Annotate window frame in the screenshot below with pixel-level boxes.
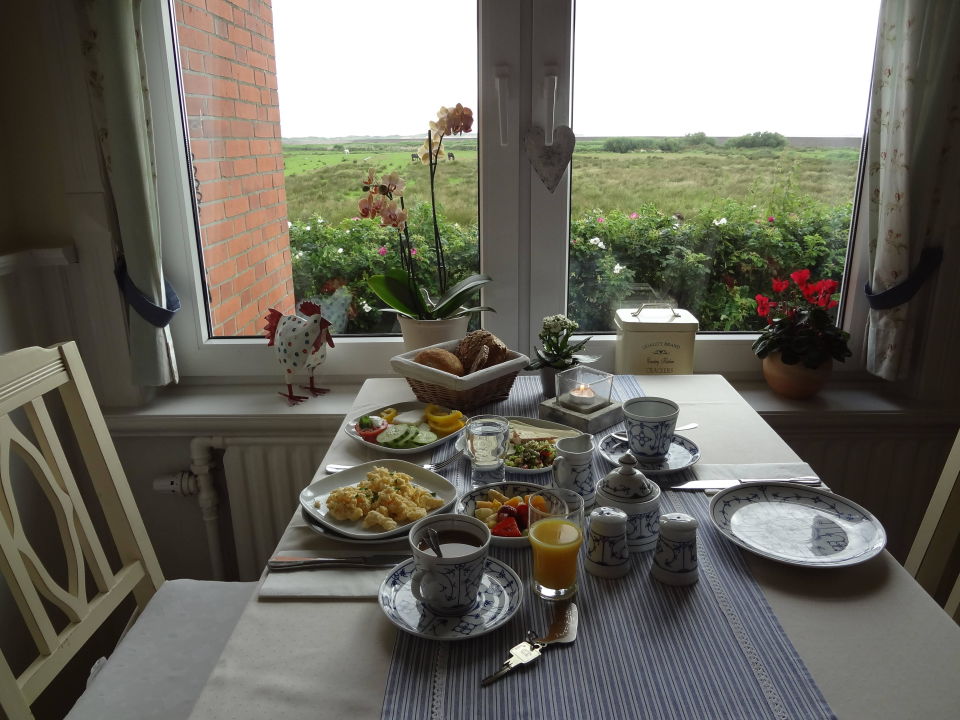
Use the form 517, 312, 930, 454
149, 0, 871, 382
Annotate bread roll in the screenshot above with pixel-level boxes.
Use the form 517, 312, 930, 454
413, 348, 464, 376
455, 331, 509, 374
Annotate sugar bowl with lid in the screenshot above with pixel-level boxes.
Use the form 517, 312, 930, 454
595, 452, 660, 552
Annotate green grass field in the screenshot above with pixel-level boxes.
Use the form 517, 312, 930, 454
282, 140, 860, 225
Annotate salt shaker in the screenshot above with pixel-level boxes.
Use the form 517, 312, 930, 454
585, 507, 630, 578
651, 512, 699, 586
595, 452, 661, 553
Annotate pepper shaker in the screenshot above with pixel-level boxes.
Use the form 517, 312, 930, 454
585, 507, 630, 578
651, 512, 698, 586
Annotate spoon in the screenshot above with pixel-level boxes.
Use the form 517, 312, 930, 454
611, 422, 698, 444
426, 527, 443, 557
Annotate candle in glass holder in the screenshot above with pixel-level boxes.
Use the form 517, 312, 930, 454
560, 383, 606, 413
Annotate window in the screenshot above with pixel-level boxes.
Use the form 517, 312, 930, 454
151, 0, 880, 380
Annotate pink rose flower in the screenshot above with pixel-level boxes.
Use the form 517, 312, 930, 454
597, 217, 605, 223
629, 212, 639, 220
378, 246, 388, 256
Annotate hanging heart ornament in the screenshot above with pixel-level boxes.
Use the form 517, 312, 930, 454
524, 125, 576, 193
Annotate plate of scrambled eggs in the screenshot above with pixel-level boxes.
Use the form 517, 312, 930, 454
299, 459, 458, 540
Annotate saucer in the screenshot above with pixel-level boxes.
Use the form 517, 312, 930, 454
599, 433, 701, 475
378, 557, 523, 640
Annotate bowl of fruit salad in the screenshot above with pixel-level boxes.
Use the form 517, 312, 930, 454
344, 401, 466, 455
457, 481, 549, 547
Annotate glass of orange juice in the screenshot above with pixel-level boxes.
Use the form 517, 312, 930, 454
528, 488, 585, 600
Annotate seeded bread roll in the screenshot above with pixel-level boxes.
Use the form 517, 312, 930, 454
455, 330, 509, 374
413, 348, 465, 376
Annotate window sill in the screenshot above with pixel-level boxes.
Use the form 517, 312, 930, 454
103, 372, 959, 437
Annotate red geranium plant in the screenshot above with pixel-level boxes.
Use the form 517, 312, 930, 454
752, 269, 852, 368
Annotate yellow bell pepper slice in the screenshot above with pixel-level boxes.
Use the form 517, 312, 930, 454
380, 407, 398, 423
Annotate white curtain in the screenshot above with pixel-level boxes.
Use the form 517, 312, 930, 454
865, 0, 960, 381
79, 0, 178, 386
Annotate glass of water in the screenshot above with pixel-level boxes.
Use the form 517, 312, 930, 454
463, 415, 511, 485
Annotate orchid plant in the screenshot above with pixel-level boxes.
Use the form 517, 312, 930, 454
752, 269, 852, 368
362, 104, 493, 321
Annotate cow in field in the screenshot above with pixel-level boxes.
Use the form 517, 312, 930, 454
410, 153, 418, 161
447, 152, 456, 161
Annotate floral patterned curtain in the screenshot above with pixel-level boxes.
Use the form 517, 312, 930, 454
78, 0, 178, 386
865, 0, 960, 381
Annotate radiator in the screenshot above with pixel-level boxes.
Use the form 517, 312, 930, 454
223, 442, 328, 580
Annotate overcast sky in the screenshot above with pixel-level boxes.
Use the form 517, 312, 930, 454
273, 0, 881, 139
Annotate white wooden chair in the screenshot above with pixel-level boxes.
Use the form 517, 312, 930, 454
0, 342, 254, 719
905, 427, 960, 622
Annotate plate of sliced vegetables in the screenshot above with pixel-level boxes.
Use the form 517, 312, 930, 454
457, 481, 548, 547
343, 401, 466, 455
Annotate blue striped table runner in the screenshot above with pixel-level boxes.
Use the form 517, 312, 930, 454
381, 375, 834, 720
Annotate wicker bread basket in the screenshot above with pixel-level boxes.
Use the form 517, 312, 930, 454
390, 340, 530, 411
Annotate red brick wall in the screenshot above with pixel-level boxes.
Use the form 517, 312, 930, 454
175, 0, 295, 336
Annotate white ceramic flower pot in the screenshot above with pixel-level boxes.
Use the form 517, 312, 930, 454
398, 316, 469, 352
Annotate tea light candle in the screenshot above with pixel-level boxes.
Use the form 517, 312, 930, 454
560, 383, 607, 413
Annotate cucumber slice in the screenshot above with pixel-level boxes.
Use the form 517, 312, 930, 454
377, 424, 409, 445
413, 429, 438, 445
385, 424, 419, 448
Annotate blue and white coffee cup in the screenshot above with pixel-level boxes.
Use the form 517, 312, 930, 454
622, 397, 679, 460
552, 433, 597, 506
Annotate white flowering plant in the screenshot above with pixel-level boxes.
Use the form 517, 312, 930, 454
525, 314, 601, 370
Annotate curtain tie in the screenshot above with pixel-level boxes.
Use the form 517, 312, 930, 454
115, 256, 181, 328
864, 246, 943, 310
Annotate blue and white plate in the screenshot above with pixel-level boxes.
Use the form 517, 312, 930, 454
598, 433, 701, 475
709, 482, 886, 568
379, 557, 523, 640
457, 481, 547, 548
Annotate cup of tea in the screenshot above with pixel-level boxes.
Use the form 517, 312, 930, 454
622, 397, 679, 460
552, 433, 597, 506
408, 513, 491, 615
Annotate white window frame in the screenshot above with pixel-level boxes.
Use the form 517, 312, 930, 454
148, 0, 871, 382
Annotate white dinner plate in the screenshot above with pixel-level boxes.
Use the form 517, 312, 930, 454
342, 401, 464, 455
709, 482, 886, 567
379, 557, 523, 640
457, 481, 548, 547
456, 416, 581, 475
299, 459, 457, 540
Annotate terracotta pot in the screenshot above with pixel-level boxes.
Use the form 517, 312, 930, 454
398, 316, 469, 352
761, 353, 832, 399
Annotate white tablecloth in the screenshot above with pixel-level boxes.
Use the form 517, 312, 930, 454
187, 375, 960, 720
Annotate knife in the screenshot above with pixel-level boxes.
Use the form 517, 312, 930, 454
668, 476, 821, 491
267, 554, 407, 570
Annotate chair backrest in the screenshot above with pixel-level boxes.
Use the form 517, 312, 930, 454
0, 342, 164, 719
905, 426, 960, 622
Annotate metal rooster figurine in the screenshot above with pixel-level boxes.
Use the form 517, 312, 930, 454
263, 300, 335, 405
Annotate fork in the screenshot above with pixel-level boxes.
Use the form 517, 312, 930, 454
325, 449, 464, 475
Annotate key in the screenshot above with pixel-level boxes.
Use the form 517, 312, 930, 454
480, 639, 545, 687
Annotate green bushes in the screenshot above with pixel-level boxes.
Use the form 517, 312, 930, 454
603, 137, 642, 154
290, 198, 850, 335
726, 131, 788, 149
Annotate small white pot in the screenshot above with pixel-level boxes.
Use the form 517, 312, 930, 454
398, 316, 469, 352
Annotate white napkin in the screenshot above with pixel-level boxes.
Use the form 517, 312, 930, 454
257, 520, 410, 601
688, 462, 820, 482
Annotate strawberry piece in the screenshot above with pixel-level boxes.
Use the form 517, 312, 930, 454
490, 516, 522, 537
516, 503, 529, 530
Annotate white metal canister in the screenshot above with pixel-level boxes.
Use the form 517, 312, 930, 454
614, 305, 698, 375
